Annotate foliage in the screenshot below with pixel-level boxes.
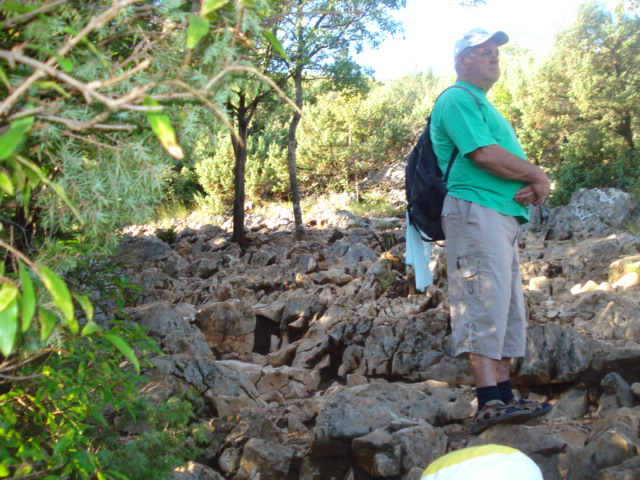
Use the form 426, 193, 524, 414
246, 122, 291, 200
271, 0, 408, 227
295, 71, 451, 194
296, 91, 364, 191
0, 0, 272, 263
97, 397, 206, 480
194, 131, 236, 214
346, 189, 402, 218
0, 0, 275, 356
519, 1, 640, 204
0, 2, 273, 479
0, 321, 161, 479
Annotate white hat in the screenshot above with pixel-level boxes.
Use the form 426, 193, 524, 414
421, 444, 543, 480
454, 28, 509, 59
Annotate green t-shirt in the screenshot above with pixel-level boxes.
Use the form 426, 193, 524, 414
430, 81, 530, 223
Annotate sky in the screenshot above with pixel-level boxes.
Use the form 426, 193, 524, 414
355, 0, 626, 80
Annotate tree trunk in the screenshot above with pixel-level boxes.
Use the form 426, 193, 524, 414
287, 69, 304, 231
231, 95, 249, 247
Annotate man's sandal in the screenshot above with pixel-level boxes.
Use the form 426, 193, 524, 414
470, 399, 534, 435
509, 398, 553, 417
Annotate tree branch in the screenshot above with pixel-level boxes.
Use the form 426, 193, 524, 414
2, 0, 68, 28
0, 0, 142, 117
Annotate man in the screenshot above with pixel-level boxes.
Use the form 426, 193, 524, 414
430, 28, 552, 434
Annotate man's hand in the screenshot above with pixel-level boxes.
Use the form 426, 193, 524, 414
469, 144, 551, 205
514, 175, 551, 206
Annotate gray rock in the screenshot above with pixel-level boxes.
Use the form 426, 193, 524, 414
547, 385, 589, 421
596, 373, 635, 418
126, 301, 213, 358
516, 323, 594, 384
172, 461, 225, 480
351, 421, 447, 477
631, 382, 640, 400
596, 456, 640, 479
548, 188, 638, 240
149, 355, 261, 417
113, 235, 173, 265
235, 438, 294, 480
311, 382, 472, 458
568, 408, 640, 479
196, 300, 256, 354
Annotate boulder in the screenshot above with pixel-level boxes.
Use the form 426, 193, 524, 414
196, 300, 256, 354
311, 382, 472, 458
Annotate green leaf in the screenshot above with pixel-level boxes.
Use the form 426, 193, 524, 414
73, 293, 94, 321
187, 14, 210, 49
0, 115, 34, 161
0, 298, 19, 357
143, 97, 184, 160
89, 406, 109, 427
38, 266, 77, 333
0, 65, 11, 89
242, 0, 257, 7
201, 0, 227, 16
262, 30, 289, 60
57, 57, 74, 73
0, 283, 18, 312
33, 81, 72, 98
19, 262, 36, 332
104, 333, 140, 374
39, 308, 57, 341
0, 171, 14, 195
52, 430, 75, 457
81, 321, 101, 336
0, 2, 33, 13
16, 155, 81, 219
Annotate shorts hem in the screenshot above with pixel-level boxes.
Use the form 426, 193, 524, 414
453, 348, 524, 361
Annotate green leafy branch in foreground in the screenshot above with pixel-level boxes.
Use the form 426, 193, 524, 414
0, 321, 168, 480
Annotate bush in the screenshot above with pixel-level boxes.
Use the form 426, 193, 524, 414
0, 319, 205, 480
0, 322, 155, 479
550, 141, 640, 206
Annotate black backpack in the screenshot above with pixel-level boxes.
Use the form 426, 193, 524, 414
405, 86, 481, 241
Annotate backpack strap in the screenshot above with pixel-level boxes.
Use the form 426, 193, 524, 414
435, 85, 485, 184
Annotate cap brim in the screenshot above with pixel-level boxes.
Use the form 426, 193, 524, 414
490, 31, 509, 47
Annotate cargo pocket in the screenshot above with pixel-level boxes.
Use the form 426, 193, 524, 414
456, 253, 486, 297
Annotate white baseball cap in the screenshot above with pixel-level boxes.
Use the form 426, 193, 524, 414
454, 28, 509, 59
422, 444, 543, 480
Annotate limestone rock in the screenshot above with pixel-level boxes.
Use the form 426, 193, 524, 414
172, 461, 225, 480
516, 322, 594, 384
311, 382, 472, 458
596, 373, 635, 418
234, 438, 294, 480
351, 421, 447, 477
196, 300, 256, 354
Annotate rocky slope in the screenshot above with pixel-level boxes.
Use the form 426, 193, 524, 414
106, 187, 640, 480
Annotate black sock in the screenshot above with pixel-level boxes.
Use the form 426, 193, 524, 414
476, 385, 501, 410
497, 380, 515, 404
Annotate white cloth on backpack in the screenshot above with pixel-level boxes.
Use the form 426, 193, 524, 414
405, 211, 433, 292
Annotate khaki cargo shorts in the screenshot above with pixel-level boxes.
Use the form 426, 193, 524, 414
442, 196, 526, 360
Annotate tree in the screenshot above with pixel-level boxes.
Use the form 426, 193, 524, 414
223, 35, 292, 246
519, 1, 640, 203
0, 1, 277, 476
0, 0, 276, 344
271, 0, 406, 229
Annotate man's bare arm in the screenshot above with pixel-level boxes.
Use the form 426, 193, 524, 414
468, 144, 551, 205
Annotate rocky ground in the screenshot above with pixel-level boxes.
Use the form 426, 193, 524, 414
99, 184, 640, 480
